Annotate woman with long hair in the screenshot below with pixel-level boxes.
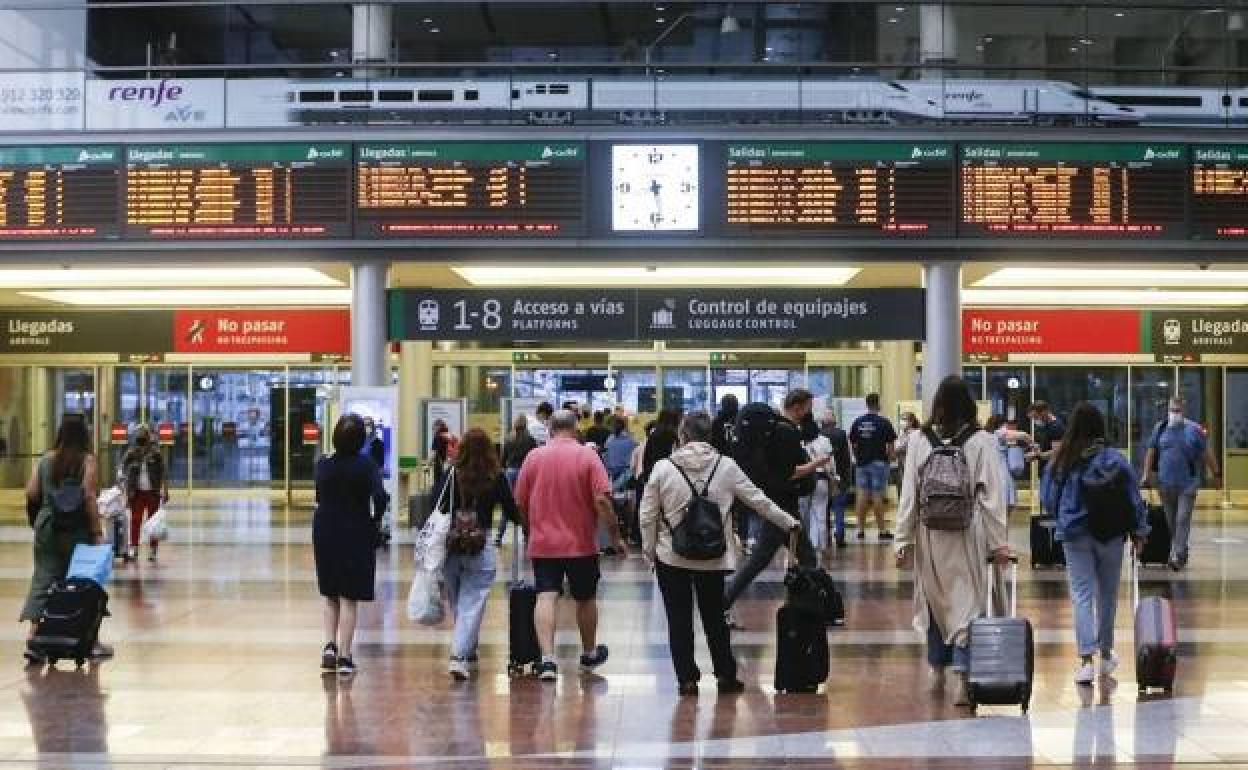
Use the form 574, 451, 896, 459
314, 414, 387, 676
22, 416, 104, 664
439, 427, 520, 681
895, 376, 1009, 707
1041, 402, 1149, 686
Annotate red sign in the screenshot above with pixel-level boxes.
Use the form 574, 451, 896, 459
173, 309, 349, 354
157, 422, 175, 446
109, 423, 128, 445
963, 309, 1143, 355
302, 423, 321, 445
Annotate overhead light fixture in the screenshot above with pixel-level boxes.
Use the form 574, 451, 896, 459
0, 266, 340, 288
23, 289, 352, 306
963, 289, 1248, 307
975, 267, 1248, 288
453, 265, 860, 287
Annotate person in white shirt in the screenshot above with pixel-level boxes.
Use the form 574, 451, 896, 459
527, 402, 554, 446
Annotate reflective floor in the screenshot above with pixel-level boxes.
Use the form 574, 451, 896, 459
1, 499, 1247, 769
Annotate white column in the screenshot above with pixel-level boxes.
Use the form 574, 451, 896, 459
352, 4, 393, 77
919, 4, 957, 78
922, 261, 962, 408
350, 261, 388, 388
881, 341, 918, 419
398, 341, 432, 464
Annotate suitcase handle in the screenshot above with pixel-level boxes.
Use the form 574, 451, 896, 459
1130, 541, 1140, 611
985, 554, 1019, 619
510, 513, 528, 583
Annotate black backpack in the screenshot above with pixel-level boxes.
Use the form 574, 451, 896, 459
733, 402, 783, 492
662, 456, 727, 560
1079, 452, 1136, 543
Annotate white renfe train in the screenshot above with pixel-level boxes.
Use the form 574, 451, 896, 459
279, 76, 1156, 126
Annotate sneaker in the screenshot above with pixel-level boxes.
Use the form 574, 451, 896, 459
678, 681, 699, 696
147, 549, 158, 564
448, 658, 471, 681
124, 550, 137, 564
579, 645, 609, 671
1100, 651, 1120, 677
717, 678, 745, 695
1168, 559, 1182, 572
493, 537, 504, 548
879, 531, 895, 542
835, 535, 847, 549
1074, 660, 1095, 685
537, 660, 558, 681
466, 655, 480, 673
23, 646, 45, 666
928, 665, 947, 694
337, 656, 357, 676
321, 643, 338, 672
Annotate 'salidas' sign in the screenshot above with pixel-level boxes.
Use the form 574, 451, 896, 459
173, 309, 349, 354
963, 308, 1144, 355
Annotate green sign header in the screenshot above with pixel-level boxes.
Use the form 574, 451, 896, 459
0, 146, 120, 166
357, 142, 583, 163
727, 142, 952, 162
127, 143, 351, 165
961, 143, 1186, 163
1193, 145, 1248, 164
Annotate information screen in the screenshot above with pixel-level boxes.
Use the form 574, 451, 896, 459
959, 143, 1186, 237
1190, 145, 1248, 238
0, 146, 120, 239
724, 142, 954, 236
355, 142, 585, 237
125, 143, 352, 238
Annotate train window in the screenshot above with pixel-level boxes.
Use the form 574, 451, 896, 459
464, 90, 479, 101
418, 90, 455, 102
1098, 94, 1203, 107
378, 90, 414, 102
511, 89, 520, 100
1070, 89, 1093, 100
338, 90, 373, 102
297, 91, 335, 104
887, 82, 909, 92
549, 84, 571, 95
534, 84, 548, 94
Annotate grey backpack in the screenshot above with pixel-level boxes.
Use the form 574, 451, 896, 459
918, 426, 977, 531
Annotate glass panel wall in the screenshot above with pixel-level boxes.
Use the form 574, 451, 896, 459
985, 367, 1031, 432
190, 368, 284, 489
664, 367, 710, 414
1180, 366, 1223, 488
1033, 366, 1128, 447
1227, 368, 1248, 490
0, 367, 31, 490
616, 367, 657, 421
145, 367, 190, 487
1130, 366, 1174, 471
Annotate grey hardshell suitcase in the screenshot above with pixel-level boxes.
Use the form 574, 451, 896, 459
967, 556, 1034, 714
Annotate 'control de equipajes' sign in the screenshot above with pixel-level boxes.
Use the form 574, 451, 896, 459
389, 288, 924, 341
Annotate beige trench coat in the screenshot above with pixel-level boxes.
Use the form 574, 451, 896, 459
895, 429, 1010, 648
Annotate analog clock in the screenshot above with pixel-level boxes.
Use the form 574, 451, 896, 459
611, 144, 700, 232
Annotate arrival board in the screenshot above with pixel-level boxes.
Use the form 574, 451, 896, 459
0, 146, 120, 239
355, 142, 585, 237
724, 142, 954, 236
125, 143, 352, 238
1191, 145, 1248, 238
959, 143, 1186, 236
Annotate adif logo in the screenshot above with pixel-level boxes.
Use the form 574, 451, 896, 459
306, 147, 345, 160
1163, 318, 1182, 345
910, 146, 949, 159
76, 149, 113, 163
1144, 147, 1181, 161
650, 300, 676, 330
540, 145, 579, 159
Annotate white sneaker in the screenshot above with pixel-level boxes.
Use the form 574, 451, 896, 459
927, 665, 946, 693
1100, 651, 1120, 677
448, 658, 470, 681
1074, 660, 1095, 685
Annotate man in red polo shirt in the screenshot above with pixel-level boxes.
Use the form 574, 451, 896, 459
515, 409, 625, 681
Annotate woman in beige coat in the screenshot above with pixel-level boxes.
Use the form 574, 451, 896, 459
895, 376, 1010, 706
641, 410, 799, 696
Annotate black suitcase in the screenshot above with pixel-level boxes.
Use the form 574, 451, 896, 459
967, 558, 1034, 714
774, 604, 830, 694
29, 577, 108, 667
1138, 503, 1172, 567
506, 528, 541, 676
1029, 515, 1066, 569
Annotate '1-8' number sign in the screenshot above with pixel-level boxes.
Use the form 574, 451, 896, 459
452, 299, 503, 331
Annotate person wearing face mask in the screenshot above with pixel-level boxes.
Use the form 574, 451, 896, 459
1025, 401, 1065, 466
1143, 397, 1221, 571
121, 425, 169, 564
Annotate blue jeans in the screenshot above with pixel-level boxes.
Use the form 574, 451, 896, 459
443, 545, 498, 660
830, 490, 850, 539
1159, 485, 1197, 563
1062, 533, 1125, 657
926, 610, 970, 672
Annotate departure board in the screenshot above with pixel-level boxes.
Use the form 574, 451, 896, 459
724, 142, 954, 236
1190, 145, 1248, 238
355, 142, 585, 237
125, 143, 351, 239
0, 146, 120, 239
959, 143, 1186, 237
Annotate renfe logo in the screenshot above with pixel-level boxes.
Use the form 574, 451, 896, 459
108, 79, 184, 107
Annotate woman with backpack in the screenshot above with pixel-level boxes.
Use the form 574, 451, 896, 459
640, 411, 799, 696
436, 428, 521, 681
1041, 402, 1149, 686
22, 416, 105, 665
895, 376, 1010, 707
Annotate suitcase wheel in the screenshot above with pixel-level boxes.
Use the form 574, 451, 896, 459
74, 658, 85, 667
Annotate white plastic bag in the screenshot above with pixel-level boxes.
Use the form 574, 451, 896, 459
413, 468, 455, 571
406, 566, 445, 626
97, 485, 127, 520
140, 507, 169, 542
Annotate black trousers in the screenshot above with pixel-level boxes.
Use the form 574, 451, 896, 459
655, 561, 736, 684
723, 517, 816, 609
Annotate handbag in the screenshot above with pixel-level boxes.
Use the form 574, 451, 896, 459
67, 543, 114, 587
443, 468, 487, 556
413, 473, 454, 571
140, 507, 169, 542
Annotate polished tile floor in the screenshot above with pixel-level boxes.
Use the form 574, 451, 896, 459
1, 499, 1248, 769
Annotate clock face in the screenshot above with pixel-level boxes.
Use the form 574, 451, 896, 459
611, 144, 700, 232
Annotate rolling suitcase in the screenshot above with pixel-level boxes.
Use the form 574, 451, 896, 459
1137, 499, 1172, 567
967, 556, 1034, 714
507, 527, 541, 676
28, 577, 109, 667
1029, 515, 1066, 569
774, 531, 831, 693
1132, 547, 1177, 694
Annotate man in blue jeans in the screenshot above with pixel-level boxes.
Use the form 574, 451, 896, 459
849, 393, 897, 542
1143, 397, 1221, 571
820, 414, 854, 549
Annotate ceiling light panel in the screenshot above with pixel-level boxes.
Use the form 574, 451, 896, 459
963, 289, 1248, 307
22, 289, 351, 306
974, 267, 1248, 288
452, 266, 860, 287
0, 267, 341, 288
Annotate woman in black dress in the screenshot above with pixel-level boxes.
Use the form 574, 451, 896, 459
314, 414, 387, 676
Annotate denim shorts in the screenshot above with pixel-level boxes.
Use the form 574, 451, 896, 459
855, 461, 891, 494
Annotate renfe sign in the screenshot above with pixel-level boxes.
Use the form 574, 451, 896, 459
963, 308, 1144, 355
85, 79, 225, 130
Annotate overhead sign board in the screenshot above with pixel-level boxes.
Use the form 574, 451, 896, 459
0, 310, 172, 353
963, 308, 1144, 355
172, 308, 350, 354
0, 72, 85, 131
85, 78, 225, 130
1147, 309, 1248, 356
0, 145, 121, 239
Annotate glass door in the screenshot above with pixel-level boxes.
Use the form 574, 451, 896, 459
0, 366, 31, 490
48, 368, 96, 448
145, 367, 191, 489
1130, 366, 1174, 471
190, 368, 285, 489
